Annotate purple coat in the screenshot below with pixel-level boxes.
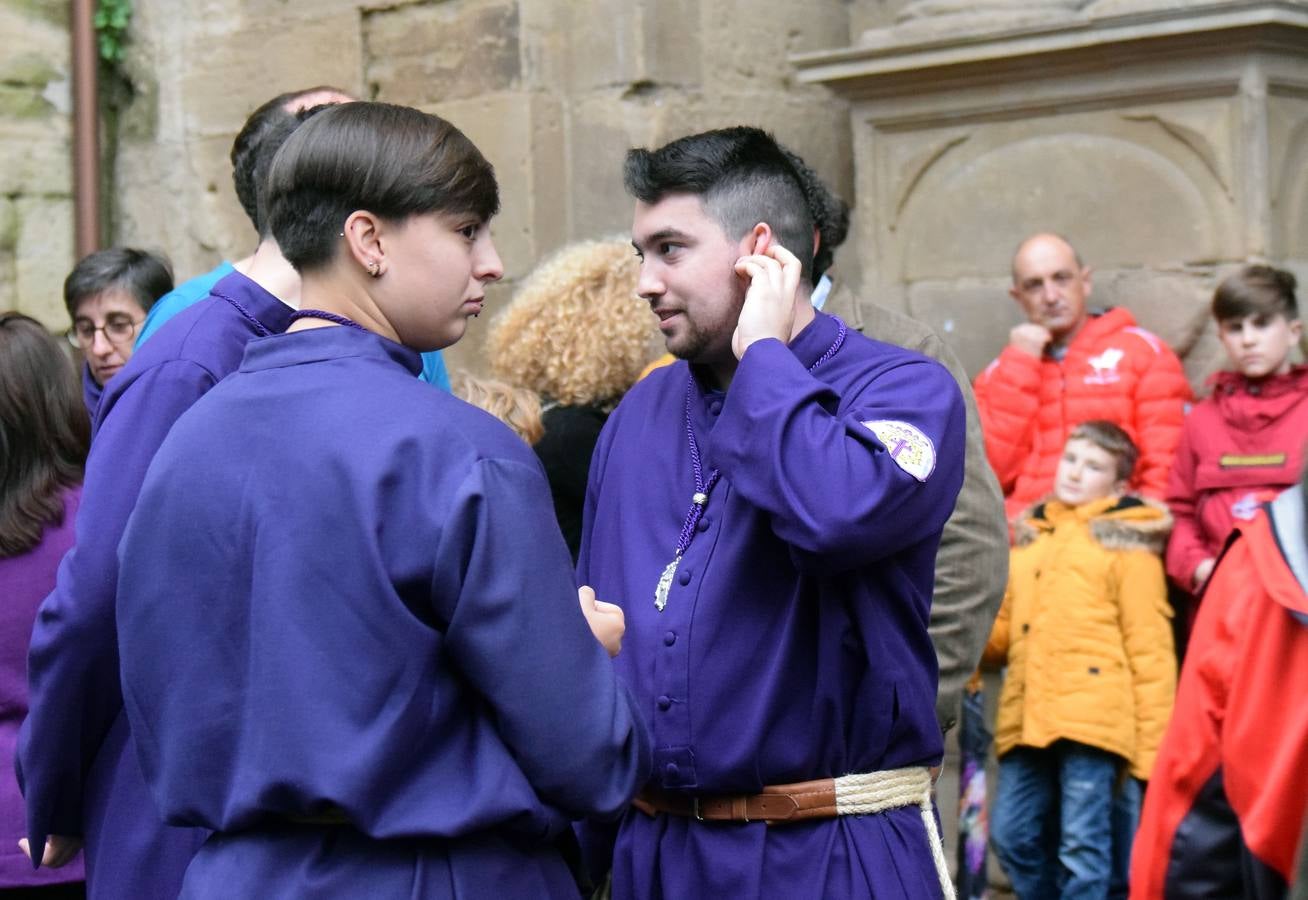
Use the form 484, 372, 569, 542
18, 272, 293, 899
0, 488, 85, 888
116, 327, 649, 897
578, 312, 965, 898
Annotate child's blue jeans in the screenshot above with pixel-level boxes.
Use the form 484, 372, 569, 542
991, 742, 1122, 900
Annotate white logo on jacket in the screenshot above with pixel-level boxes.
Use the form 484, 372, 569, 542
863, 420, 936, 482
1231, 492, 1260, 521
1085, 347, 1124, 385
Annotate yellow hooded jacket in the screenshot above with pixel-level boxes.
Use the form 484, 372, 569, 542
984, 495, 1176, 780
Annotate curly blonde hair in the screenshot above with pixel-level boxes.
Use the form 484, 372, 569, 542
486, 239, 659, 408
450, 372, 544, 445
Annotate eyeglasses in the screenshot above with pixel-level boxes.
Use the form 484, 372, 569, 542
66, 314, 142, 348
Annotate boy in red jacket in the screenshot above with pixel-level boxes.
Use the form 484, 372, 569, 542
1165, 265, 1305, 599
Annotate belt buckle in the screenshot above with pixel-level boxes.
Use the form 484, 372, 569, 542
693, 797, 704, 821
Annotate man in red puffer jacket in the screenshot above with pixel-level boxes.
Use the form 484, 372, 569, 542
975, 233, 1192, 524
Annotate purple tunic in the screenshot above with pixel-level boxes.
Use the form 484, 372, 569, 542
578, 312, 965, 899
80, 365, 102, 421
0, 488, 85, 888
116, 326, 650, 898
18, 272, 293, 899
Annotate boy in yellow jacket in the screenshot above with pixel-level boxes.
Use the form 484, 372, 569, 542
986, 420, 1176, 900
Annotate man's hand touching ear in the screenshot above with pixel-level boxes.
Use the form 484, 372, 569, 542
732, 242, 802, 360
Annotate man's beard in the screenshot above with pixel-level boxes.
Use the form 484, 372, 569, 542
665, 278, 745, 365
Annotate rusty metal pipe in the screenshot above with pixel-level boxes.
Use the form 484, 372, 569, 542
71, 0, 101, 256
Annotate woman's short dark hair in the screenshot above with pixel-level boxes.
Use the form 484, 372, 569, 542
266, 102, 500, 273
1212, 265, 1299, 322
0, 313, 90, 556
624, 127, 818, 282
63, 248, 174, 321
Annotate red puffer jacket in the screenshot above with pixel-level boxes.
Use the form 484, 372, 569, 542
975, 307, 1192, 522
1165, 364, 1308, 591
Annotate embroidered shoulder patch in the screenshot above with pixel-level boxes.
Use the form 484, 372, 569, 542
863, 419, 937, 482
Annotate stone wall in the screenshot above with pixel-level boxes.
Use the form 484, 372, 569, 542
5, 0, 1302, 389
69, 0, 880, 374
0, 0, 73, 326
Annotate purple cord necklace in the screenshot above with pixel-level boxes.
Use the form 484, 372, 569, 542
287, 309, 371, 333
654, 317, 848, 612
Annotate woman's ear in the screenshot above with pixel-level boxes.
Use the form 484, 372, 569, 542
343, 210, 386, 277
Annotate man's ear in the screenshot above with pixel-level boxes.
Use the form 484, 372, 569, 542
1081, 265, 1094, 297
743, 222, 772, 257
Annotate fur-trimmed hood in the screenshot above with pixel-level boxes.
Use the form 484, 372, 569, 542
1015, 495, 1173, 555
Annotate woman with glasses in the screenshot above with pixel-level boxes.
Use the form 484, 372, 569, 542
0, 313, 89, 898
63, 249, 173, 416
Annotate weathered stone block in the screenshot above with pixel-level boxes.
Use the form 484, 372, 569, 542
364, 0, 520, 105
1268, 95, 1308, 263
1094, 267, 1214, 359
0, 0, 67, 25
0, 197, 16, 250
698, 0, 848, 91
0, 129, 70, 195
0, 52, 60, 86
906, 277, 1023, 378
882, 104, 1235, 283
555, 0, 702, 93
177, 10, 363, 136
14, 195, 74, 329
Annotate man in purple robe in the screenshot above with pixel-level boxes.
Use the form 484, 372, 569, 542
16, 100, 329, 899
578, 126, 965, 898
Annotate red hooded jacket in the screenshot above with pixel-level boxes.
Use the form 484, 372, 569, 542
1130, 485, 1308, 899
974, 307, 1191, 522
1165, 364, 1308, 590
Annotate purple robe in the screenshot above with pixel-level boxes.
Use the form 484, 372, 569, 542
80, 365, 102, 421
18, 272, 293, 899
115, 326, 650, 898
0, 488, 85, 888
578, 312, 965, 898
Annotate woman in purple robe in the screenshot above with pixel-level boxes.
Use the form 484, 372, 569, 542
115, 103, 648, 899
0, 313, 89, 897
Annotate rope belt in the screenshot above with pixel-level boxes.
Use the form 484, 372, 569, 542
634, 766, 955, 900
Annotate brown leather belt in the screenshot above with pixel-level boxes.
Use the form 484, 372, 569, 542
633, 779, 837, 825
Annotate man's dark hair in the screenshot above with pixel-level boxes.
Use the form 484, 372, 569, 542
230, 86, 349, 236
779, 147, 849, 280
624, 127, 819, 282
266, 102, 500, 273
63, 247, 174, 320
1212, 264, 1299, 322
0, 312, 89, 556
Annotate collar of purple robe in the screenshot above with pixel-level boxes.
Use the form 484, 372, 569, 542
209, 271, 296, 338
238, 322, 424, 377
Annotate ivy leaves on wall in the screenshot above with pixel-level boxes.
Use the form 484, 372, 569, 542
94, 0, 132, 64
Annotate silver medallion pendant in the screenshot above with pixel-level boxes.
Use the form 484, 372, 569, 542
654, 554, 681, 612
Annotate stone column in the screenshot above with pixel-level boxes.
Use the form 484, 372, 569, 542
793, 0, 1308, 385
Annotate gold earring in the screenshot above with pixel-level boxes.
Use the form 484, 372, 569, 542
367, 261, 380, 277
